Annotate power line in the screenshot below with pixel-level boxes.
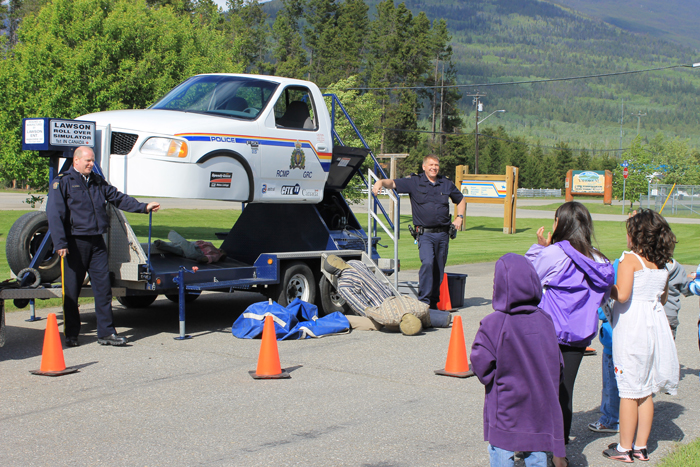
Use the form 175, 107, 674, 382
375, 125, 634, 153
338, 63, 698, 91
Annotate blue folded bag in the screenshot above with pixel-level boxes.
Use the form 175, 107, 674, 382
232, 298, 350, 340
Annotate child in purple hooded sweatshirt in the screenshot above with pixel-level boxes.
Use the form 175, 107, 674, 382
526, 201, 615, 452
472, 253, 567, 467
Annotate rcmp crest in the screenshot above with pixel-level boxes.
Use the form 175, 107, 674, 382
289, 140, 305, 170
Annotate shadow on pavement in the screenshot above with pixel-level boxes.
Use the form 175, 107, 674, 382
567, 400, 686, 466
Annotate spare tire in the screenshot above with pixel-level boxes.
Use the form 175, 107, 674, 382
6, 211, 61, 283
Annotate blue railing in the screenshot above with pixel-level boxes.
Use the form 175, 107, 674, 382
324, 93, 397, 233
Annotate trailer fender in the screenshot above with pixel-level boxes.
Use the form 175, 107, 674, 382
196, 150, 255, 202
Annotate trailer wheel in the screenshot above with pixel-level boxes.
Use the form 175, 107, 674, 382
165, 292, 201, 304
272, 262, 316, 306
318, 276, 351, 316
6, 211, 61, 283
116, 295, 158, 309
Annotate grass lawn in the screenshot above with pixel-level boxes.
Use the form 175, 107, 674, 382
520, 201, 700, 218
658, 439, 700, 466
2, 208, 698, 310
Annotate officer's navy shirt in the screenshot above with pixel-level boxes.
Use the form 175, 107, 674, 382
47, 166, 148, 250
394, 173, 464, 227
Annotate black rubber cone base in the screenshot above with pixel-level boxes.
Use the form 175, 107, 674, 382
30, 367, 79, 377
249, 370, 291, 380
434, 368, 474, 378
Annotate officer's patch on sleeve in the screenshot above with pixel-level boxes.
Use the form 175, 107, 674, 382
53, 181, 59, 190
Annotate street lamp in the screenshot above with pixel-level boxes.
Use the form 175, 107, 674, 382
475, 109, 505, 174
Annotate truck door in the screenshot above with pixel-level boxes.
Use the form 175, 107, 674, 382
257, 85, 330, 203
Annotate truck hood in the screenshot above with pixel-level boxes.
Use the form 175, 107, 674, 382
78, 109, 245, 136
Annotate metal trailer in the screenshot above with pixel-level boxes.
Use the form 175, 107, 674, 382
1, 95, 401, 344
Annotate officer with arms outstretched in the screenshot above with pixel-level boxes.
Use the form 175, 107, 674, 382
48, 146, 160, 347
372, 154, 466, 309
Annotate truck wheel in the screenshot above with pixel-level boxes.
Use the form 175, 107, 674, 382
318, 275, 351, 316
165, 292, 201, 304
6, 211, 61, 283
272, 262, 316, 306
116, 295, 158, 309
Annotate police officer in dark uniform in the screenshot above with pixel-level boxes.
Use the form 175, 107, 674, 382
47, 146, 160, 347
372, 154, 465, 309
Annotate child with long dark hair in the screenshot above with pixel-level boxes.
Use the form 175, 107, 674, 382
603, 210, 679, 463
526, 201, 615, 452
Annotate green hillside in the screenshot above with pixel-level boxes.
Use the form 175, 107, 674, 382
548, 0, 700, 50
262, 0, 700, 153
389, 0, 700, 151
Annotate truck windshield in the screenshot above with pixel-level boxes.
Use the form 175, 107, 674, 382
150, 75, 278, 120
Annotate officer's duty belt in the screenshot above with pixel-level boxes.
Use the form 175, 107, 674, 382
420, 225, 451, 233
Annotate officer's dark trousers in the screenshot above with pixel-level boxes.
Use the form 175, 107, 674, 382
63, 235, 116, 339
417, 231, 449, 308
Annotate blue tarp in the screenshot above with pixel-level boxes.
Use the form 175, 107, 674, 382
232, 298, 350, 340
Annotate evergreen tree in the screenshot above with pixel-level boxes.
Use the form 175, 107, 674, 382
554, 142, 574, 189
576, 149, 591, 171
272, 0, 308, 79
508, 138, 527, 176
192, 0, 223, 27
543, 153, 559, 189
525, 145, 545, 189
304, 0, 337, 84
444, 131, 474, 174
328, 0, 369, 84
227, 0, 272, 74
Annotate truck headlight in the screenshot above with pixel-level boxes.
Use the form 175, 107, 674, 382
140, 137, 188, 158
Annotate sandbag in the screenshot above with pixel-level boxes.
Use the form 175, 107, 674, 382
232, 298, 350, 340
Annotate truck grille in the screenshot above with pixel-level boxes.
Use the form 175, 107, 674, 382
111, 132, 138, 155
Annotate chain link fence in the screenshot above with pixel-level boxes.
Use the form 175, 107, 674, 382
640, 184, 700, 216
517, 188, 562, 197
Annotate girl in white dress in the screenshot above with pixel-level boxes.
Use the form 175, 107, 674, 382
603, 210, 679, 463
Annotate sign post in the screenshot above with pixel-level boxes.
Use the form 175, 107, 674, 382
621, 160, 629, 214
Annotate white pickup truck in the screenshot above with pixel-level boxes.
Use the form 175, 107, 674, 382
78, 74, 338, 203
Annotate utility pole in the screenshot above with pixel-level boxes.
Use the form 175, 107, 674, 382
619, 99, 624, 159
635, 110, 647, 136
467, 92, 486, 174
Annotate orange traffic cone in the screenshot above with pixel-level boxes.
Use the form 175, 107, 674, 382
436, 272, 452, 311
30, 313, 78, 376
435, 315, 473, 378
249, 315, 290, 379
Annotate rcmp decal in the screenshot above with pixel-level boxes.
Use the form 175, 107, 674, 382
289, 140, 305, 170
281, 184, 301, 195
210, 172, 232, 188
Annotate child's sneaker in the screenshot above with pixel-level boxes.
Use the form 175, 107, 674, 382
588, 421, 619, 433
602, 443, 634, 463
633, 447, 649, 461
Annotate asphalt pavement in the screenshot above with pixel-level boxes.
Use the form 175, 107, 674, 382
2, 261, 699, 467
